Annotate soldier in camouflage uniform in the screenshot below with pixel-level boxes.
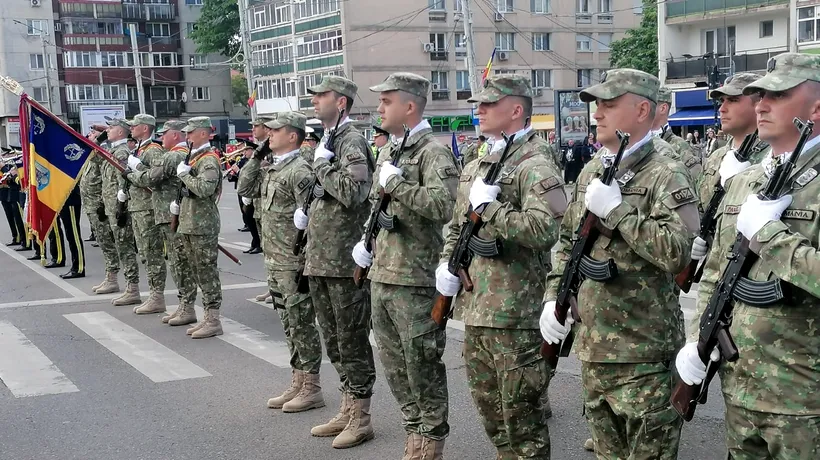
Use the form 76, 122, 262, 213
352, 72, 459, 459
540, 69, 700, 460
170, 117, 224, 339
437, 75, 568, 460
677, 53, 820, 460
248, 118, 274, 304
298, 75, 377, 448
372, 125, 390, 160
652, 87, 703, 181
101, 119, 142, 306
126, 120, 196, 325
299, 128, 317, 164
237, 112, 325, 412
119, 114, 167, 314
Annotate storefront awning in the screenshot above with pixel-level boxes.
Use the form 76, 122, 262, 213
668, 107, 719, 127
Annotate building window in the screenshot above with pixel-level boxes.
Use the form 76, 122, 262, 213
429, 0, 445, 11
455, 71, 470, 90
150, 86, 177, 101
495, 32, 515, 51
599, 0, 611, 13
185, 22, 197, 38
252, 41, 292, 67
532, 32, 550, 51
294, 0, 341, 21
531, 0, 549, 14
101, 52, 125, 67
494, 69, 515, 75
633, 0, 642, 14
576, 34, 591, 51
798, 7, 818, 43
191, 87, 210, 101
431, 71, 449, 100
759, 20, 774, 38
429, 33, 447, 51
531, 69, 551, 89
185, 0, 204, 5
190, 54, 208, 69
31, 87, 48, 103
578, 0, 590, 13
297, 29, 343, 58
454, 0, 463, 13
496, 0, 513, 13
27, 19, 47, 36
146, 22, 171, 37
454, 33, 467, 57
577, 69, 592, 87
598, 33, 612, 51
29, 54, 47, 70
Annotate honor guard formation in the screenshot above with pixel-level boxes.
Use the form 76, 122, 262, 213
2, 53, 818, 460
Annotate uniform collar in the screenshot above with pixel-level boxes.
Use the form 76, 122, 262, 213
272, 148, 299, 165
191, 142, 211, 155
174, 141, 188, 149
110, 138, 128, 147
605, 130, 652, 162
392, 120, 431, 145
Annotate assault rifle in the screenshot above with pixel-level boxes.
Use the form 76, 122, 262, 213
430, 132, 516, 329
170, 143, 193, 233
675, 130, 759, 293
292, 107, 344, 256
91, 130, 109, 222
540, 131, 630, 368
670, 118, 814, 422
352, 125, 410, 288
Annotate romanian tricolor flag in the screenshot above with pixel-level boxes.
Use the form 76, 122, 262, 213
247, 88, 257, 108
25, 104, 94, 246
480, 48, 497, 85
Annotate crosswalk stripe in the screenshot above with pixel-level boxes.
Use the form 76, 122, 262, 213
0, 321, 79, 397
64, 311, 211, 383
231, 241, 251, 249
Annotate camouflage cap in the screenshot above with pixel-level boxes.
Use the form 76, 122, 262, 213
579, 68, 660, 103
467, 74, 533, 103
657, 87, 673, 104
106, 118, 131, 130
155, 120, 187, 134
181, 116, 213, 133
710, 72, 762, 98
369, 72, 430, 98
743, 53, 820, 95
264, 111, 306, 131
306, 75, 358, 101
127, 113, 156, 127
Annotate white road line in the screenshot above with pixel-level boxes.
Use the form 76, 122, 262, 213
231, 241, 251, 249
64, 311, 211, 383
0, 321, 79, 398
218, 241, 251, 251
0, 243, 85, 298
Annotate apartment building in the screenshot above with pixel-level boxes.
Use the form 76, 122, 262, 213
796, 0, 820, 53
247, 0, 642, 135
0, 0, 61, 147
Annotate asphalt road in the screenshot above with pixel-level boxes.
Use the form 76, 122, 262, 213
0, 185, 728, 460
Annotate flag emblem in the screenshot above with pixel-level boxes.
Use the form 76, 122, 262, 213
64, 143, 84, 161
35, 161, 50, 191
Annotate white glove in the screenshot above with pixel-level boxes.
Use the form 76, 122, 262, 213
718, 152, 752, 187
585, 178, 622, 219
314, 144, 334, 161
468, 178, 501, 209
691, 236, 708, 261
379, 162, 403, 188
435, 263, 461, 296
176, 162, 191, 177
127, 155, 142, 171
169, 200, 180, 216
116, 189, 128, 203
736, 194, 793, 240
539, 301, 575, 344
293, 208, 309, 230
352, 241, 373, 268
241, 197, 252, 206
675, 342, 720, 386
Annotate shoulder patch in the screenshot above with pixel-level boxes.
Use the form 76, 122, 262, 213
620, 186, 647, 195
782, 209, 815, 221
459, 174, 472, 183
577, 184, 587, 193
296, 177, 311, 192
684, 157, 700, 168
671, 188, 695, 204
724, 204, 741, 215
533, 177, 561, 195
346, 153, 364, 163
436, 166, 460, 179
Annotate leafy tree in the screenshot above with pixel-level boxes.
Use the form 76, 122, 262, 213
609, 0, 658, 76
232, 74, 249, 107
190, 0, 241, 58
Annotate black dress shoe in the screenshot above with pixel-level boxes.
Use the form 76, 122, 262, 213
91, 242, 99, 248
238, 226, 250, 232
44, 261, 65, 269
84, 234, 96, 242
16, 245, 32, 252
247, 246, 262, 254
6, 241, 21, 247
60, 270, 85, 279
27, 254, 41, 260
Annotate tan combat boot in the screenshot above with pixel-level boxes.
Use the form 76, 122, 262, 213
254, 292, 269, 302
162, 304, 182, 324
93, 272, 120, 294
191, 309, 223, 339
420, 437, 444, 460
267, 370, 304, 409
311, 393, 351, 437
134, 291, 166, 315
583, 438, 596, 452
332, 397, 375, 449
282, 372, 325, 413
169, 304, 197, 327
112, 282, 141, 306
402, 433, 424, 460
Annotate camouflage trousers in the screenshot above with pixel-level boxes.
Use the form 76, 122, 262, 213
582, 361, 682, 460
131, 210, 166, 293
310, 276, 375, 399
158, 224, 191, 305
370, 282, 449, 440
85, 205, 119, 274
464, 327, 551, 460
725, 404, 819, 460
105, 213, 139, 284
177, 232, 221, 311
265, 262, 321, 374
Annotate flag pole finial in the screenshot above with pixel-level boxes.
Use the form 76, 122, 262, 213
0, 75, 24, 96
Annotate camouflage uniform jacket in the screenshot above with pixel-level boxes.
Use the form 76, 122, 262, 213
101, 140, 131, 215
121, 140, 163, 212
545, 137, 699, 363
127, 143, 188, 224
299, 145, 315, 165
661, 128, 702, 180
79, 154, 104, 210
178, 146, 222, 236
696, 135, 769, 209
695, 141, 820, 416
460, 143, 478, 166
441, 131, 567, 329
304, 123, 373, 277
367, 126, 459, 287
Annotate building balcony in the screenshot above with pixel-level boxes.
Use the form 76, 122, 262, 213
430, 51, 448, 61
122, 3, 177, 21
456, 90, 471, 101
66, 100, 181, 119
63, 34, 127, 48
152, 100, 182, 118
666, 49, 786, 80
666, 0, 789, 22
431, 90, 450, 101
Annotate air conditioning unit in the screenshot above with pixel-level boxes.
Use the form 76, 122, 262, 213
497, 51, 509, 61
30, 0, 41, 6
431, 83, 441, 91
494, 12, 504, 22
423, 43, 435, 53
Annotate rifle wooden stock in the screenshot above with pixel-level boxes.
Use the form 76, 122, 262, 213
431, 294, 452, 329
353, 265, 368, 289
457, 266, 473, 292
675, 259, 698, 292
